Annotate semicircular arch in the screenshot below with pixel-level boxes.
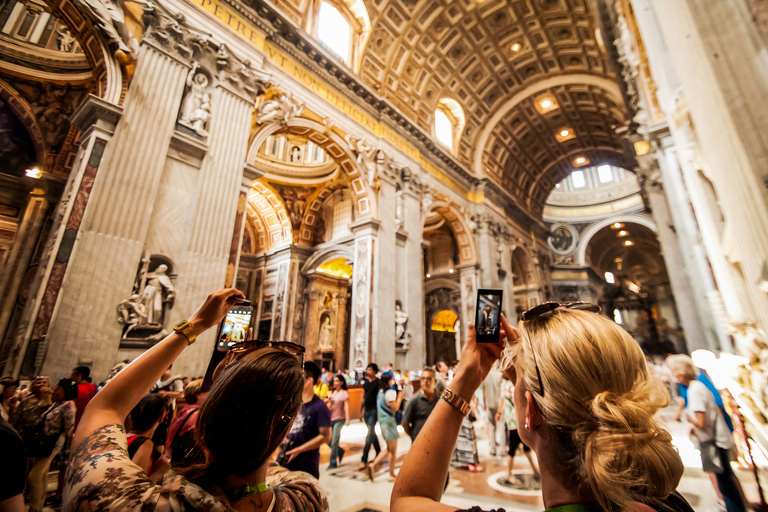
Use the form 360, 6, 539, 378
425, 201, 477, 266
425, 277, 461, 295
248, 180, 292, 251
296, 180, 349, 246
38, 0, 124, 103
576, 214, 657, 267
0, 80, 46, 168
301, 243, 355, 274
248, 117, 378, 220
473, 74, 624, 176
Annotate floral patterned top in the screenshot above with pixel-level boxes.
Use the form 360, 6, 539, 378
64, 424, 328, 512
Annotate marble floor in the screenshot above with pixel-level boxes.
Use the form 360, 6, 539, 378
319, 406, 766, 512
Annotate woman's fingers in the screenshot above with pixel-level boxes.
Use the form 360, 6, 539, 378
500, 314, 519, 343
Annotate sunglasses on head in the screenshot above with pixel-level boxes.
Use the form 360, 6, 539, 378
226, 339, 306, 368
519, 301, 601, 396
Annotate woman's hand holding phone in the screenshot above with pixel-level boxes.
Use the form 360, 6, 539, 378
188, 288, 245, 337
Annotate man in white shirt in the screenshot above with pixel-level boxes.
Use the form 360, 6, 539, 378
668, 355, 747, 512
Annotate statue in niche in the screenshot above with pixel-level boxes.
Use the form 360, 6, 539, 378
317, 313, 334, 351
74, 0, 147, 62
256, 92, 304, 125
179, 64, 212, 137
57, 27, 76, 52
117, 254, 176, 339
290, 146, 302, 162
395, 301, 408, 341
142, 264, 175, 326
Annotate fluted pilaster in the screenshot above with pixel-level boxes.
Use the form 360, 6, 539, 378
41, 43, 188, 379
172, 86, 254, 376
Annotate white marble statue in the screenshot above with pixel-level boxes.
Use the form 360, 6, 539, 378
179, 65, 210, 130
345, 135, 378, 187
57, 27, 77, 52
395, 302, 408, 340
318, 315, 334, 351
141, 264, 175, 326
74, 0, 147, 60
257, 92, 304, 125
189, 93, 212, 137
395, 189, 404, 231
729, 320, 768, 409
116, 294, 146, 335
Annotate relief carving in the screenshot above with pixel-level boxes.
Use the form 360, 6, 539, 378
178, 63, 212, 137
117, 253, 176, 341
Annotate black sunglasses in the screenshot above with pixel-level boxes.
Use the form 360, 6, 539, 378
519, 301, 601, 396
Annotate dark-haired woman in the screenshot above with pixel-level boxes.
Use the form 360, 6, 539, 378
29, 379, 77, 512
64, 289, 327, 512
126, 393, 170, 482
327, 374, 349, 469
368, 372, 404, 482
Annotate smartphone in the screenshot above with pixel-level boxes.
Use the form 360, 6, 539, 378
475, 289, 503, 343
216, 301, 253, 351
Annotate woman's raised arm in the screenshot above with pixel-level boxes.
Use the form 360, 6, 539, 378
72, 288, 244, 449
390, 317, 515, 512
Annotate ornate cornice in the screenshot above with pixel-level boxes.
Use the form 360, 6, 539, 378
141, 2, 271, 100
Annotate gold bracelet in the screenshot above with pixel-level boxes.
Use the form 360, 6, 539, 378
440, 388, 471, 416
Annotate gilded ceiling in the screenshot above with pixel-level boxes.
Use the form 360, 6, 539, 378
266, 0, 632, 218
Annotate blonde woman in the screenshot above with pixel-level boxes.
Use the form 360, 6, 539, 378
392, 302, 693, 512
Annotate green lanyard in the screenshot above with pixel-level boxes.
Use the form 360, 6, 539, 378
546, 502, 604, 512
230, 482, 268, 501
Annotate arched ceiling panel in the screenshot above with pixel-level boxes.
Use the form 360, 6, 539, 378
482, 84, 634, 216
360, 0, 611, 155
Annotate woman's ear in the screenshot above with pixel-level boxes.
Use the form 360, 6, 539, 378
525, 390, 543, 429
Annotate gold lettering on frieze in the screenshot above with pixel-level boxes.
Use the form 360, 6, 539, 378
185, 0, 469, 196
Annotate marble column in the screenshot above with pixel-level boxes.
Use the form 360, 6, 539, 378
637, 158, 710, 353
349, 219, 379, 370
652, 137, 730, 351
373, 167, 397, 369
643, 0, 768, 332
401, 175, 424, 368
1, 96, 123, 377
0, 185, 49, 368
170, 82, 261, 376
473, 215, 498, 289
40, 37, 191, 379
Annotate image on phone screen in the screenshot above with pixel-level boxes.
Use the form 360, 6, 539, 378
475, 289, 503, 343
217, 305, 253, 349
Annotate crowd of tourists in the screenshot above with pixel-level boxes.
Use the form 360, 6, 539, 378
0, 287, 751, 512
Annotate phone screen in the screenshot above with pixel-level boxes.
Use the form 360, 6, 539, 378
216, 302, 253, 350
475, 289, 503, 343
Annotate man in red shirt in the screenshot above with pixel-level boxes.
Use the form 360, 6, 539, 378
71, 366, 97, 428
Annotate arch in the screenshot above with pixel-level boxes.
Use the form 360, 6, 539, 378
425, 277, 460, 295
527, 148, 634, 215
248, 117, 378, 220
424, 201, 477, 266
296, 181, 350, 246
0, 80, 46, 168
38, 0, 124, 103
247, 180, 292, 251
472, 74, 624, 177
576, 214, 658, 267
301, 243, 355, 274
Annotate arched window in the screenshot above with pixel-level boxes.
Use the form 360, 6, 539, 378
309, 0, 370, 72
317, 2, 351, 61
434, 98, 465, 154
434, 109, 453, 149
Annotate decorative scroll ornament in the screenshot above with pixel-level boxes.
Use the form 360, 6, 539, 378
256, 92, 304, 125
